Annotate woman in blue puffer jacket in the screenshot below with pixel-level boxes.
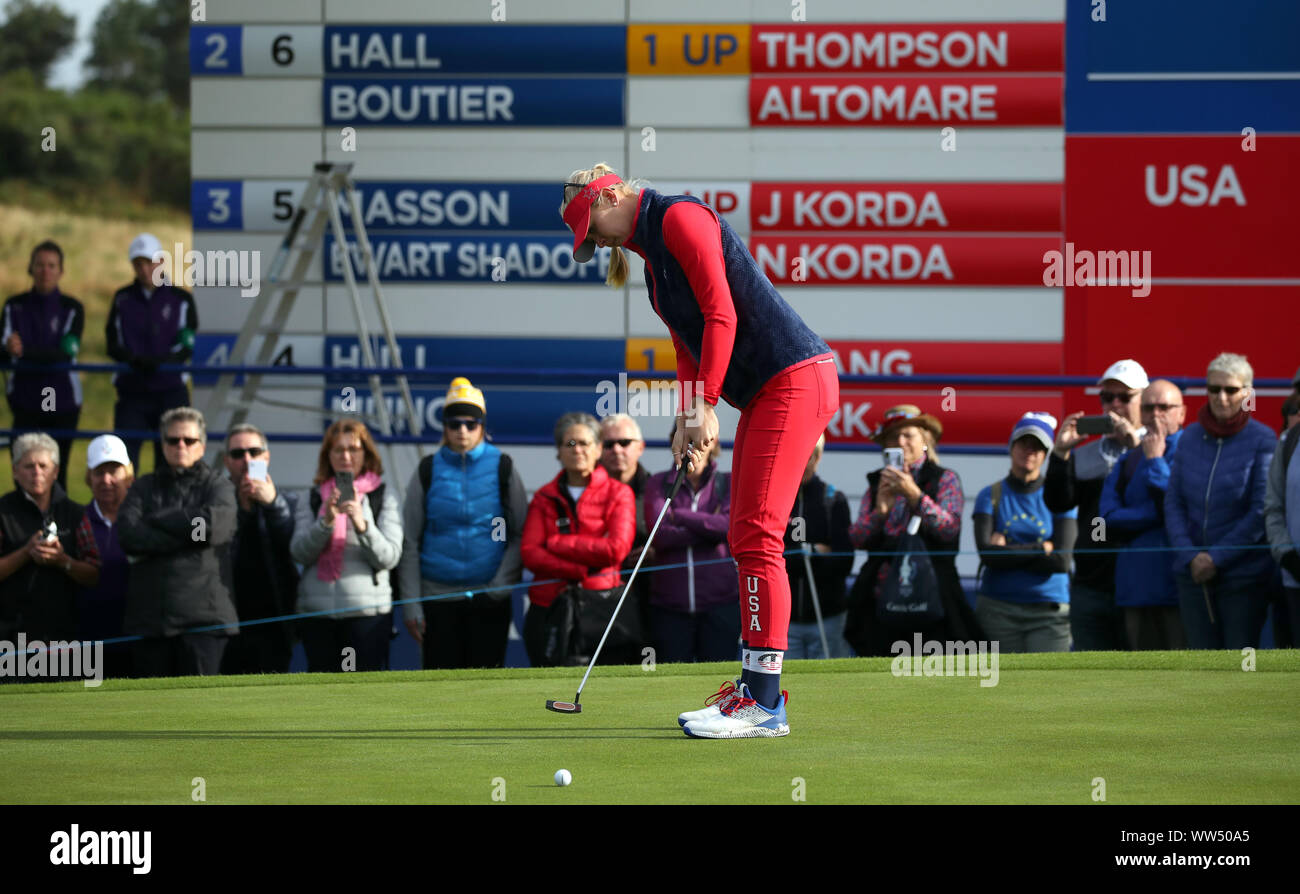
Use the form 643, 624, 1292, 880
1165, 353, 1277, 649
399, 377, 527, 669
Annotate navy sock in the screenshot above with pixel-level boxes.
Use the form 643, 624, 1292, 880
743, 648, 784, 708
749, 672, 782, 709
739, 642, 749, 689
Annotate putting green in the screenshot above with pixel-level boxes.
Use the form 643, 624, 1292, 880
1, 652, 1296, 804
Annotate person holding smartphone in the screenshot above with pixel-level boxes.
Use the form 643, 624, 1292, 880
221, 423, 299, 674
291, 420, 403, 672
1045, 359, 1149, 652
843, 405, 976, 656
0, 433, 89, 661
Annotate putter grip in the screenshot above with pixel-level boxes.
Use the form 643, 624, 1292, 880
667, 442, 693, 499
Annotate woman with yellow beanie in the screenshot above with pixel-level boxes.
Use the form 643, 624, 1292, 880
399, 377, 528, 668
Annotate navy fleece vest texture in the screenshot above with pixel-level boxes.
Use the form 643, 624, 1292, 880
632, 189, 830, 410
421, 441, 506, 584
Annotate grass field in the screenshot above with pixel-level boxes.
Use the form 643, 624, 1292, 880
1, 652, 1296, 805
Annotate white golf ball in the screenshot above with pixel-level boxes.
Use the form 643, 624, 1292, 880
554, 769, 572, 787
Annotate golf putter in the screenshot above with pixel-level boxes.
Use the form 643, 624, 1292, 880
547, 443, 694, 714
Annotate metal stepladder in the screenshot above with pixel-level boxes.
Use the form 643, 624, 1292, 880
203, 161, 423, 498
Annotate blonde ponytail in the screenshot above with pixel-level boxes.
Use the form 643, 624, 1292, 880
608, 246, 630, 288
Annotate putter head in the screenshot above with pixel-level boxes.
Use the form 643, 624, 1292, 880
546, 699, 582, 714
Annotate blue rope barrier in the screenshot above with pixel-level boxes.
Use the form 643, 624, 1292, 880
0, 540, 1283, 656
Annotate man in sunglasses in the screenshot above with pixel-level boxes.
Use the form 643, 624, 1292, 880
598, 414, 653, 633
1046, 359, 1150, 652
117, 407, 237, 677
1099, 381, 1187, 649
221, 423, 299, 674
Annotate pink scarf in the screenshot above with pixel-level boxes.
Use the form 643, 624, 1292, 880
315, 470, 382, 582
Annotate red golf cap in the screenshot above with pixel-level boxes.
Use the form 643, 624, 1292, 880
562, 173, 623, 262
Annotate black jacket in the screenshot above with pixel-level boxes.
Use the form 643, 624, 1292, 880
230, 489, 299, 622
118, 460, 238, 637
0, 484, 85, 641
784, 476, 853, 623
844, 459, 984, 656
1044, 444, 1119, 593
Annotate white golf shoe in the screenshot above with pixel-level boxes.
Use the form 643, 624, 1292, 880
677, 679, 742, 728
682, 684, 789, 739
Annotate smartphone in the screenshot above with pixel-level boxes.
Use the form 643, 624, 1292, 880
335, 470, 355, 503
883, 447, 905, 469
1076, 415, 1116, 436
43, 520, 59, 543
247, 458, 268, 482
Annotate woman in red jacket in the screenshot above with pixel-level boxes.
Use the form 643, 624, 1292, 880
561, 162, 839, 738
522, 412, 636, 667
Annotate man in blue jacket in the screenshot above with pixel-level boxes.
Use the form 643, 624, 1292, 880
1099, 380, 1187, 650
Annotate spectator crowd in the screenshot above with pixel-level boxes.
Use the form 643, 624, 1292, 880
2, 236, 1299, 678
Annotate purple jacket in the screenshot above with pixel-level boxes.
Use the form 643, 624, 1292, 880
643, 463, 738, 613
1, 289, 84, 412
106, 281, 197, 394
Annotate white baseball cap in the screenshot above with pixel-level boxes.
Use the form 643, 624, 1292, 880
128, 232, 163, 262
86, 434, 130, 470
1097, 359, 1149, 390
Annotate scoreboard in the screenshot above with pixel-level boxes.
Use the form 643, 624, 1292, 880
190, 0, 1069, 454
1063, 0, 1300, 411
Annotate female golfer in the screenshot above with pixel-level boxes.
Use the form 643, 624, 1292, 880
561, 163, 839, 738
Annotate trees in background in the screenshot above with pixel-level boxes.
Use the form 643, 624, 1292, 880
0, 0, 77, 86
86, 0, 190, 110
0, 0, 188, 211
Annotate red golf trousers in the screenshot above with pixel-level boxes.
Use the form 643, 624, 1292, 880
728, 355, 839, 651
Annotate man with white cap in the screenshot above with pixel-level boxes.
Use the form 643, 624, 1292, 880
1045, 359, 1149, 651
73, 434, 136, 678
105, 233, 198, 471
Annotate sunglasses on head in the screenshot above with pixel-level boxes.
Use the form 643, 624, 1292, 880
1207, 385, 1243, 396
228, 446, 265, 460
165, 436, 201, 447
603, 438, 637, 449
1099, 391, 1136, 404
445, 418, 481, 432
